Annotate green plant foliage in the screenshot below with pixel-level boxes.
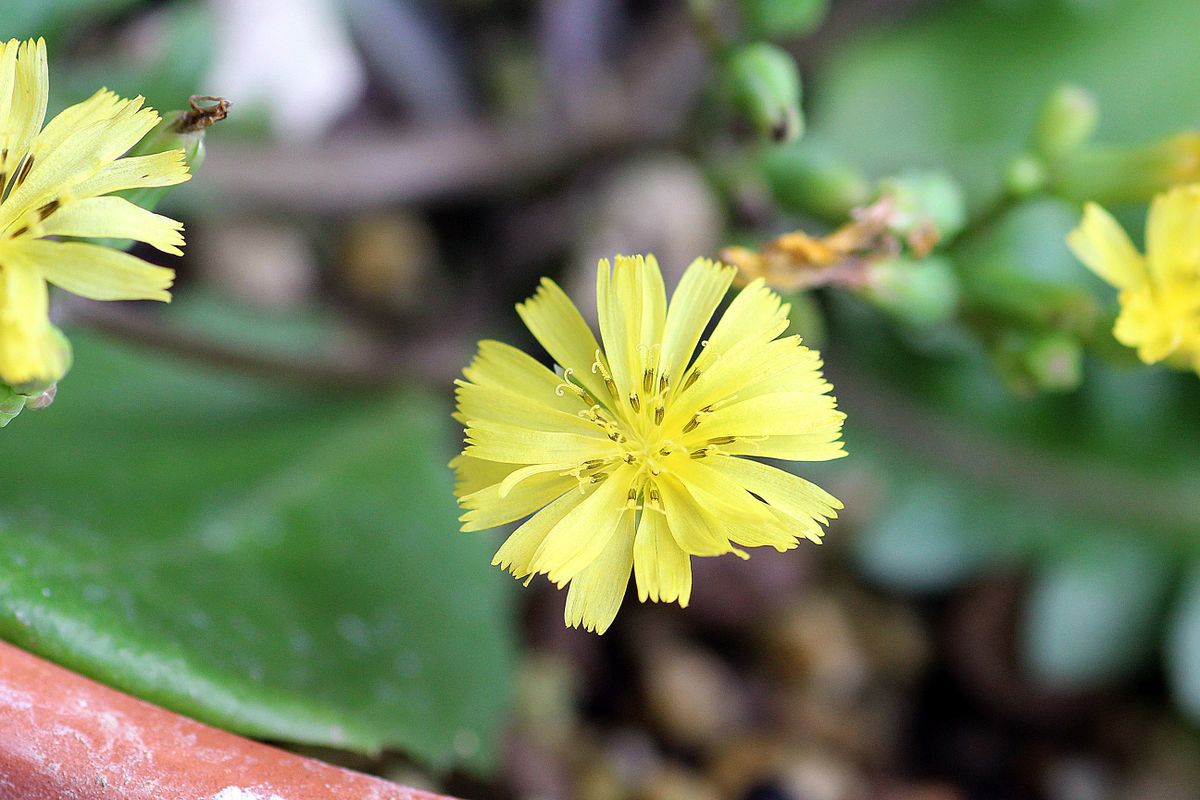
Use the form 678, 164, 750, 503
1021, 537, 1173, 687
740, 0, 830, 39
0, 335, 516, 769
812, 0, 1200, 207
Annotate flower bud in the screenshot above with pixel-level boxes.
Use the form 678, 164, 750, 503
993, 329, 1083, 395
875, 170, 967, 246
740, 0, 830, 39
1025, 331, 1084, 393
0, 385, 26, 428
1033, 85, 1098, 159
724, 43, 803, 143
121, 95, 230, 212
857, 255, 961, 328
761, 143, 871, 221
1005, 153, 1048, 197
1052, 133, 1200, 205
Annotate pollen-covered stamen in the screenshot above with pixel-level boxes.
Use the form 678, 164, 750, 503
578, 403, 626, 442
591, 350, 620, 401
625, 486, 639, 510
645, 481, 664, 512
681, 395, 739, 434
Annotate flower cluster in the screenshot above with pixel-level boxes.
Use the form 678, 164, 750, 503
0, 38, 190, 391
453, 254, 846, 633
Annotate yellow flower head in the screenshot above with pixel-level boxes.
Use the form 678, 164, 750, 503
1067, 184, 1200, 371
453, 254, 847, 633
0, 38, 190, 389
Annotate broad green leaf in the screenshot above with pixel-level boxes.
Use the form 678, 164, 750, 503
0, 334, 516, 769
1021, 537, 1172, 687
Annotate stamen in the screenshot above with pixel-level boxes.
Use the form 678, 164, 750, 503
12, 155, 33, 189
648, 485, 662, 509
654, 404, 664, 425
629, 393, 641, 412
683, 370, 701, 390
658, 374, 670, 394
707, 435, 737, 445
591, 350, 620, 401
590, 472, 608, 484
682, 416, 700, 433
642, 368, 654, 394
690, 448, 709, 459
36, 198, 59, 220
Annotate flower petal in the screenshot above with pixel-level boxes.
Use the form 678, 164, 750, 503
37, 196, 185, 255
1066, 202, 1146, 290
464, 419, 618, 464
564, 511, 636, 633
687, 278, 789, 378
530, 464, 635, 585
493, 488, 590, 579
6, 38, 48, 168
516, 277, 611, 405
7, 239, 172, 301
675, 458, 803, 550
658, 258, 735, 388
655, 473, 737, 557
633, 509, 692, 606
455, 379, 606, 437
705, 454, 841, 539
0, 263, 67, 387
464, 339, 587, 415
1146, 184, 1200, 283
70, 150, 191, 199
459, 467, 577, 532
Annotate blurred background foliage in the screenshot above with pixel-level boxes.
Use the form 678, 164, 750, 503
4, 0, 1200, 797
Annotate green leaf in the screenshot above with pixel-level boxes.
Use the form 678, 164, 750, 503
0, 334, 516, 769
1021, 536, 1172, 688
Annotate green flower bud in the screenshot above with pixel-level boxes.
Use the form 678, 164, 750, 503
992, 329, 1083, 395
121, 95, 230, 213
1025, 331, 1084, 393
1033, 85, 1098, 160
1051, 133, 1200, 205
1005, 153, 1048, 197
0, 384, 26, 428
761, 143, 871, 221
724, 43, 804, 143
740, 0, 830, 39
876, 170, 967, 243
857, 255, 961, 328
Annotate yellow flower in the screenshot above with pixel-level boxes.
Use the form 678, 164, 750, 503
453, 254, 846, 633
1067, 184, 1200, 371
0, 38, 190, 389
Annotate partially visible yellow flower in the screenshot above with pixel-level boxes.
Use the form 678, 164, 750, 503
453, 254, 846, 633
0, 38, 190, 389
1068, 184, 1200, 371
